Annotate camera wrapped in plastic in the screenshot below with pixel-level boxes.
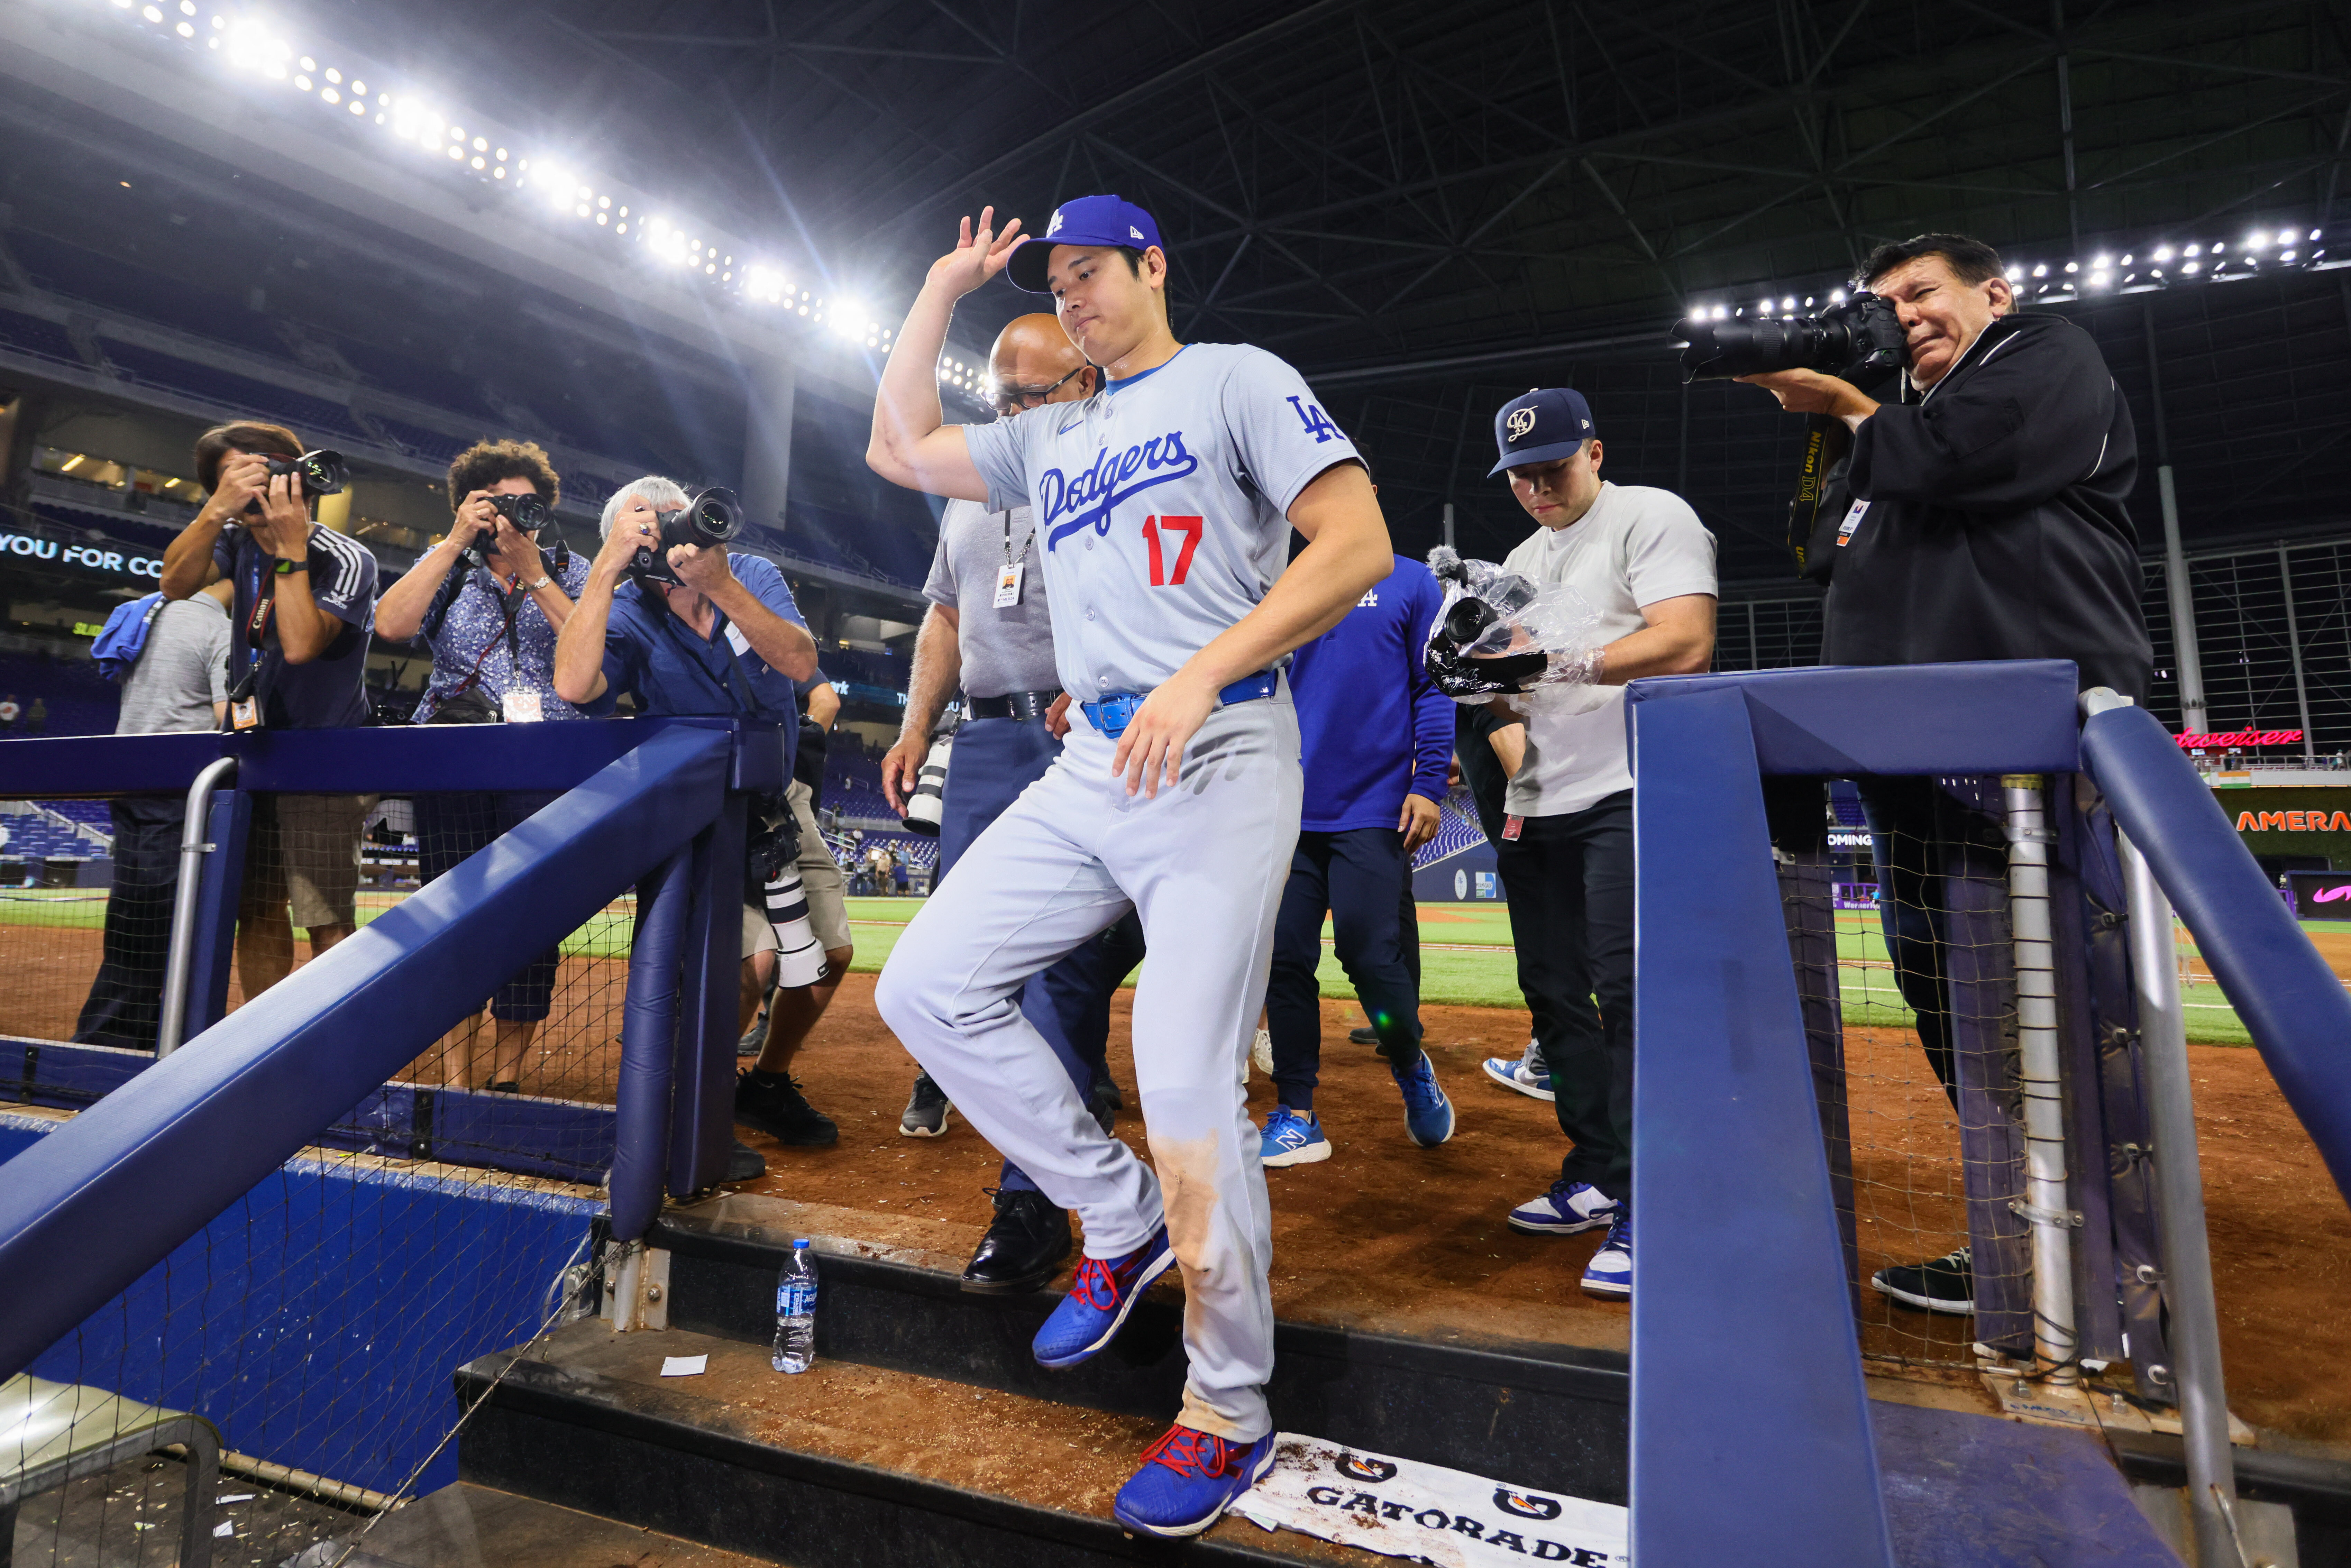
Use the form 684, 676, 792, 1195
1423, 546, 1605, 712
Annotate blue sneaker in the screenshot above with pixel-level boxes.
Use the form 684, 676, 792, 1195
1112, 1425, 1277, 1538
1507, 1178, 1619, 1236
1391, 1053, 1455, 1147
1582, 1213, 1632, 1299
1259, 1106, 1330, 1167
1481, 1039, 1555, 1102
1032, 1229, 1175, 1368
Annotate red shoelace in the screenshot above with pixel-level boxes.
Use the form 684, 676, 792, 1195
1069, 1248, 1143, 1311
1138, 1424, 1243, 1479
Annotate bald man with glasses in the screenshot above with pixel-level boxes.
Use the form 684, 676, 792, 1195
881, 312, 1146, 1296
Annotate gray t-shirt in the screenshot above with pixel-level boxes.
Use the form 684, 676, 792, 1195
924, 498, 1062, 699
1500, 482, 1718, 817
117, 594, 231, 735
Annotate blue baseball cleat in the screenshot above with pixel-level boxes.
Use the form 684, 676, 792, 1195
1391, 1052, 1455, 1147
1112, 1425, 1278, 1538
1507, 1177, 1620, 1236
1259, 1106, 1330, 1167
1032, 1229, 1174, 1368
1582, 1213, 1633, 1299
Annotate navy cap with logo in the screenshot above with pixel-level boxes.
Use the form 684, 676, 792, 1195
1488, 388, 1599, 477
1006, 194, 1164, 294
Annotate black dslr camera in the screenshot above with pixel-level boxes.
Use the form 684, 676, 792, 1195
630, 486, 743, 585
1672, 292, 1906, 384
489, 492, 551, 533
263, 449, 349, 495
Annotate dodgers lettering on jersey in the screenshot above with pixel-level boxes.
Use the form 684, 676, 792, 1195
963, 342, 1362, 698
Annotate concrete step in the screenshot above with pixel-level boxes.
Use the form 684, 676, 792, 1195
645, 1194, 1630, 1504
455, 1322, 1370, 1568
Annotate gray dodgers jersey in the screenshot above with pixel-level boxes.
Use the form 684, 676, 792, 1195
962, 343, 1361, 697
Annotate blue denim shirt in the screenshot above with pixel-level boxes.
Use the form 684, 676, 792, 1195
586, 552, 809, 773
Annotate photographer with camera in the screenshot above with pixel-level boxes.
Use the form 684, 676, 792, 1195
1732, 235, 2150, 1319
376, 439, 589, 1092
160, 420, 379, 997
1466, 389, 1717, 1303
552, 477, 830, 1172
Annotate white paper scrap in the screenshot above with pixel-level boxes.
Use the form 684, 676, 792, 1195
659, 1354, 708, 1377
1231, 1434, 1626, 1568
214, 1522, 236, 1538
217, 1494, 255, 1504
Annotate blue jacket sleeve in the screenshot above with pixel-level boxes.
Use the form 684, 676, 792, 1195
1407, 571, 1452, 803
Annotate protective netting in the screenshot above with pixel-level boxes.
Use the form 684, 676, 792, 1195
0, 782, 635, 1567
2, 1127, 599, 1567
1781, 777, 2030, 1368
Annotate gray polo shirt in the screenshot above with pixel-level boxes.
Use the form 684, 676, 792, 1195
924, 498, 1061, 699
117, 594, 231, 735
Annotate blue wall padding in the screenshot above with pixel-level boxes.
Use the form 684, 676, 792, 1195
2084, 703, 2351, 1206
1, 1111, 594, 1496
611, 849, 690, 1242
1627, 685, 1896, 1568
0, 724, 730, 1381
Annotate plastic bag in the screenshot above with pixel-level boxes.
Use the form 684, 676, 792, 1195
1423, 546, 1604, 713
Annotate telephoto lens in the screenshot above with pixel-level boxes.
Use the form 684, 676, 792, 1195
1672, 292, 1905, 384
264, 449, 349, 495
904, 733, 952, 837
489, 493, 551, 533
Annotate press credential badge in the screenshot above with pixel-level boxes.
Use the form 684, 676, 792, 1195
993, 561, 1025, 608
1836, 499, 1870, 547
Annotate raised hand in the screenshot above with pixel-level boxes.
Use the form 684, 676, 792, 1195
924, 206, 1025, 300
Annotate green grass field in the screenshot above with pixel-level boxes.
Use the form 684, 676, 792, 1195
0, 887, 2288, 1044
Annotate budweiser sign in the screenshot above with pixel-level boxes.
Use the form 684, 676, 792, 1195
2177, 729, 2304, 748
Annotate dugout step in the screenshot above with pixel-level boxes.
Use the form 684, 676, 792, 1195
454, 1319, 1370, 1567
646, 1196, 1630, 1504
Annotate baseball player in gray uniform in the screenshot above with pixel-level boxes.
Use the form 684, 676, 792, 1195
868, 195, 1392, 1538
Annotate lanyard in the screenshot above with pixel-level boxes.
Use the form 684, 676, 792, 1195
649, 586, 761, 716
243, 560, 277, 670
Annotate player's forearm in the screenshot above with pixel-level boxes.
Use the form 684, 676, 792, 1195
1184, 519, 1390, 690
898, 605, 963, 740
868, 286, 956, 485
1489, 722, 1527, 777
273, 578, 339, 664
552, 578, 615, 705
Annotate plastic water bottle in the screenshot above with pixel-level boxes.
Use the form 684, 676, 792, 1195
772, 1239, 817, 1374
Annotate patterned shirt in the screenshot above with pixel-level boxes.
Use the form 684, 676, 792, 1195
411, 550, 594, 723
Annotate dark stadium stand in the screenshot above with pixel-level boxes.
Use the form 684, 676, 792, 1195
0, 305, 81, 368
0, 655, 118, 739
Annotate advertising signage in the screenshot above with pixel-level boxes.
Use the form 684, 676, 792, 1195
2178, 728, 2303, 749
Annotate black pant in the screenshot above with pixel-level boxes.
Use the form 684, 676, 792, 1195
73, 797, 188, 1052
1857, 777, 1996, 1112
1265, 827, 1424, 1111
1494, 791, 1635, 1206
415, 791, 563, 1021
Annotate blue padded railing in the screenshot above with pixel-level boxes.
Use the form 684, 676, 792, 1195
2082, 701, 2351, 1205
1623, 660, 2084, 1568
0, 717, 772, 1382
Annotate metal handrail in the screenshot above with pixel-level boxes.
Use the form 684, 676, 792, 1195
155, 755, 237, 1059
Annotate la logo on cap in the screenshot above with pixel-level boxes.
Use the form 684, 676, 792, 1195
1506, 406, 1538, 440
1047, 210, 1066, 234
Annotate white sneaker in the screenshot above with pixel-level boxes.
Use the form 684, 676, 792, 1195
1251, 1027, 1274, 1077
1481, 1038, 1554, 1102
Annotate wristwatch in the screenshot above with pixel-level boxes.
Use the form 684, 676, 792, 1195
274, 557, 309, 575
525, 575, 552, 591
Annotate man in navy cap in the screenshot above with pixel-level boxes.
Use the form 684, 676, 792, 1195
1481, 388, 1718, 1302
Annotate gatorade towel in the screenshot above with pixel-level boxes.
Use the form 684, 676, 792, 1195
1230, 1435, 1626, 1568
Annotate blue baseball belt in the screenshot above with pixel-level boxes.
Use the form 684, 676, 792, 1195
1080, 671, 1279, 740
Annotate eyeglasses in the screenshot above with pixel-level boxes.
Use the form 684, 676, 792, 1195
992, 364, 1088, 416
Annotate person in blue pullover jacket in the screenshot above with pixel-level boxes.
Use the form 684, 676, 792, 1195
1259, 553, 1457, 1165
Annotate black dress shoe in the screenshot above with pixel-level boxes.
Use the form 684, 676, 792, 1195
726, 1139, 767, 1182
961, 1188, 1072, 1295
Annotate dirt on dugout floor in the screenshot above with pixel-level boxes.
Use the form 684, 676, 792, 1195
747, 976, 2351, 1447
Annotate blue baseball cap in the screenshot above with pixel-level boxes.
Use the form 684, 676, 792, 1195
1488, 388, 1599, 477
1006, 194, 1163, 293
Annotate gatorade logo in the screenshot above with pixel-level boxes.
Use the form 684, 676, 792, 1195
1336, 1454, 1398, 1483
1493, 1487, 1564, 1521
2318, 885, 2351, 904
